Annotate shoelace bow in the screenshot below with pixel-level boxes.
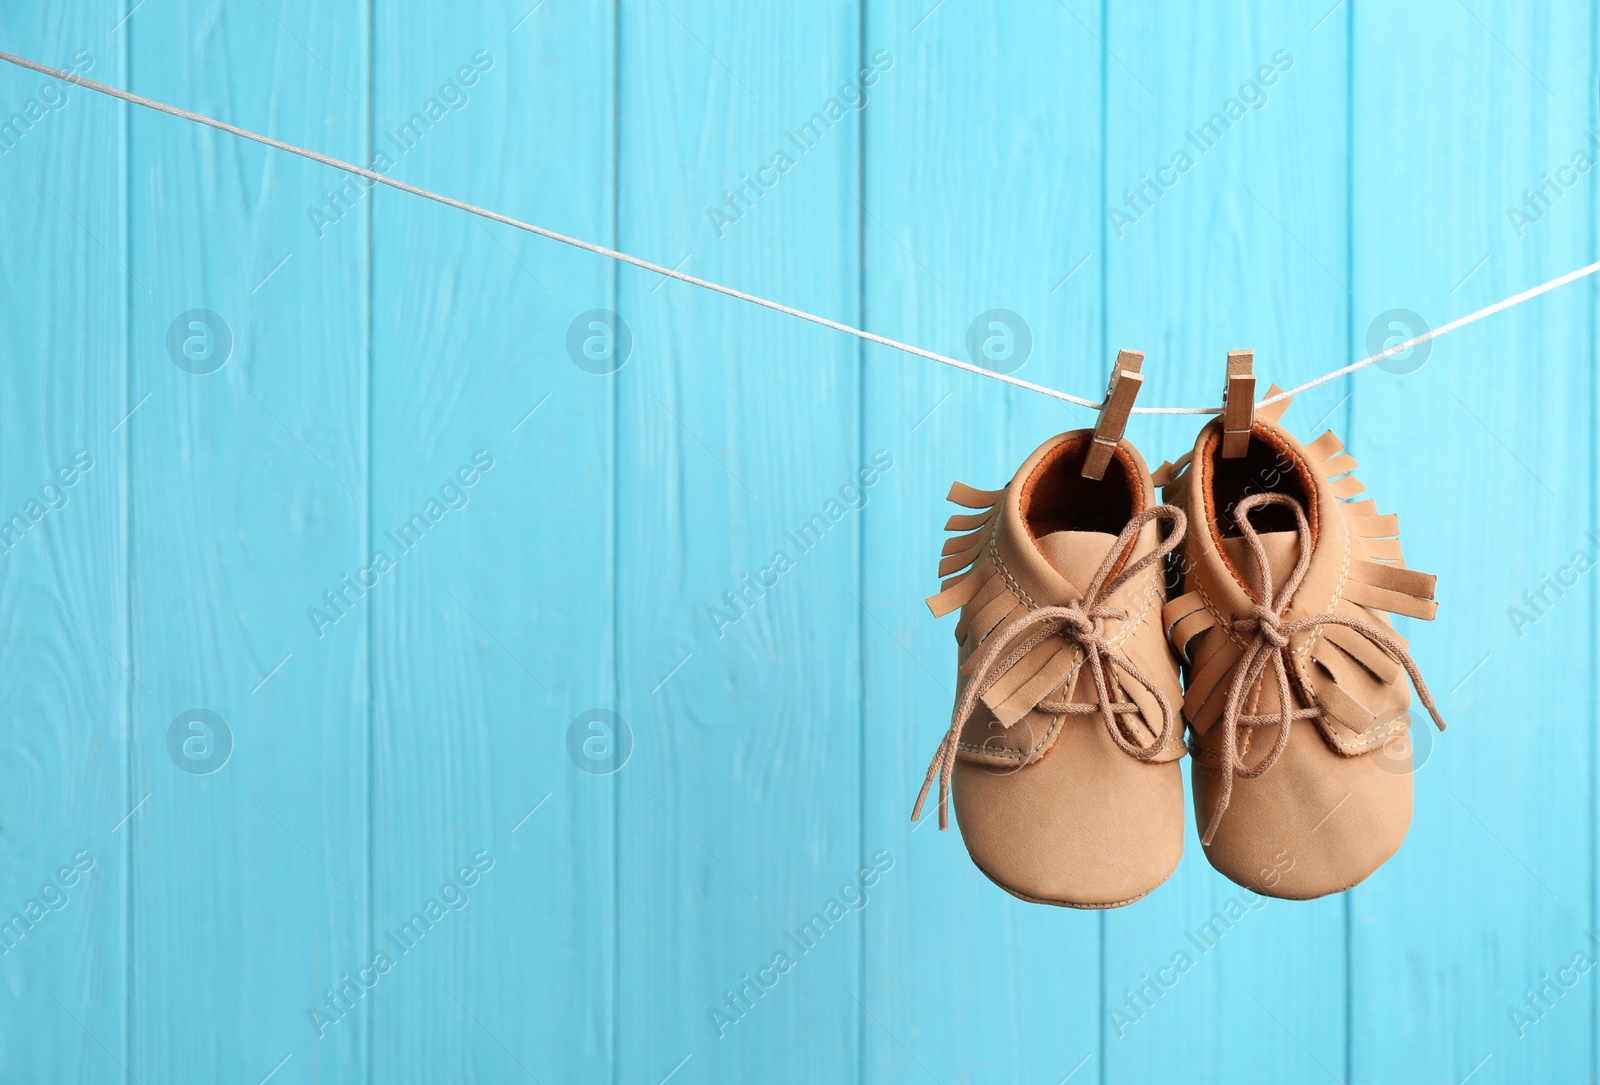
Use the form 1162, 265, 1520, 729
912, 505, 1187, 830
1202, 491, 1446, 845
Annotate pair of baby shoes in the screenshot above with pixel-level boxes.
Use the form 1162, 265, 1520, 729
913, 388, 1445, 907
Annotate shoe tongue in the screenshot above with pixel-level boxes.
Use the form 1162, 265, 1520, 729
1219, 531, 1303, 599
1035, 529, 1121, 595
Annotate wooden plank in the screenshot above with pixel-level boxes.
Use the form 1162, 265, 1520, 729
861, 1, 1105, 1080
368, 2, 617, 1080
128, 3, 368, 1079
1101, 5, 1351, 1080
614, 2, 863, 1080
1350, 4, 1594, 1081
0, 6, 127, 1081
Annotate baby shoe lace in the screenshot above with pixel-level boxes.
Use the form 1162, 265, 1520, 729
912, 505, 1187, 830
1203, 491, 1446, 845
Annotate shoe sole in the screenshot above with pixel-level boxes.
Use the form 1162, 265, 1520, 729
969, 852, 1177, 910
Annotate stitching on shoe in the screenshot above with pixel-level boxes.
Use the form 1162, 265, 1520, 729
956, 710, 1064, 761
1109, 568, 1162, 650
1196, 580, 1247, 650
1303, 515, 1353, 664
1294, 522, 1353, 731
989, 530, 1035, 609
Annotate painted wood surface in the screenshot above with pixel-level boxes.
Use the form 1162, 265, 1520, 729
370, 3, 615, 1081
0, 1, 1594, 1082
0, 6, 127, 1083
127, 2, 370, 1080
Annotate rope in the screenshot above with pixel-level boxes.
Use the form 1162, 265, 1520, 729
4, 48, 1595, 416
1259, 259, 1600, 408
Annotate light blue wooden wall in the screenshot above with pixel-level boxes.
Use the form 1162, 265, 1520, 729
0, 1, 1593, 1082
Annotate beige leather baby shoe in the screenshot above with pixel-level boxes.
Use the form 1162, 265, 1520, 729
913, 431, 1187, 908
1157, 392, 1445, 899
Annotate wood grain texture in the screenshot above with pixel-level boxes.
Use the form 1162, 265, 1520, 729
614, 2, 864, 1081
0, 5, 127, 1082
370, 1, 616, 1080
0, 2, 1596, 1082
128, 1, 369, 1080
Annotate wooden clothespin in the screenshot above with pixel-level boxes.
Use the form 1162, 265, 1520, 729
1082, 349, 1144, 479
1221, 349, 1255, 458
